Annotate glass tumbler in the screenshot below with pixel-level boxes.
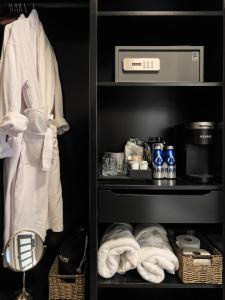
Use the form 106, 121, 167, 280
102, 156, 117, 176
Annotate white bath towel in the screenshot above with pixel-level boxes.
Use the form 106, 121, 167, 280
135, 224, 179, 283
98, 223, 140, 278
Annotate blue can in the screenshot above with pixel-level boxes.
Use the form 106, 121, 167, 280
165, 146, 176, 179
153, 145, 164, 179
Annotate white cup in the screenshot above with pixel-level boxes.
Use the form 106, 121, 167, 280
140, 161, 148, 170
129, 161, 140, 170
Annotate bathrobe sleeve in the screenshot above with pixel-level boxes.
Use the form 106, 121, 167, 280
0, 29, 28, 137
52, 53, 70, 135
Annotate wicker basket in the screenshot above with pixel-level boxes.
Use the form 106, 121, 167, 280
49, 257, 85, 300
170, 231, 222, 284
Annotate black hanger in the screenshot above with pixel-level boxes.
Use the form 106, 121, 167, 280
0, 3, 23, 25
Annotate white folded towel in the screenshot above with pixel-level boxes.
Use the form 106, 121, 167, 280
135, 224, 179, 283
98, 223, 140, 278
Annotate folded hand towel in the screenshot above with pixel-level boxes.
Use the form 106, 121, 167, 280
98, 223, 140, 278
135, 224, 179, 283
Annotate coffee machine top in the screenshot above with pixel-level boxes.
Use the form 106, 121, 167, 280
185, 121, 214, 145
187, 122, 214, 130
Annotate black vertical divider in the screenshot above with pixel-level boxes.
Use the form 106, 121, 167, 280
89, 0, 98, 300
223, 2, 225, 300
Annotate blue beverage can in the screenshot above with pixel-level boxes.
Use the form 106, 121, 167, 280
152, 145, 164, 179
165, 146, 176, 179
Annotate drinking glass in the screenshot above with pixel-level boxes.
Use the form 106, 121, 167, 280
102, 156, 117, 176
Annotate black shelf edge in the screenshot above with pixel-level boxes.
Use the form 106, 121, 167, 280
98, 177, 223, 191
98, 11, 223, 16
98, 272, 222, 289
0, 2, 89, 8
98, 82, 223, 87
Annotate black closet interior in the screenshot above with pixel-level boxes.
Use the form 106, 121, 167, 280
90, 0, 224, 300
0, 2, 89, 299
0, 0, 224, 300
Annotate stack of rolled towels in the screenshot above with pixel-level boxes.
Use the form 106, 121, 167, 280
98, 223, 179, 283
176, 234, 211, 266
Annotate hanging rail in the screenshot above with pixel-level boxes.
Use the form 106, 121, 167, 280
0, 2, 89, 9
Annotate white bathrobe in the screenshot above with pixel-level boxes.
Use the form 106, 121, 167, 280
0, 11, 69, 244
0, 16, 44, 244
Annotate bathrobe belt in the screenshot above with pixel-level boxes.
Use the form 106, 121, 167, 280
41, 114, 55, 171
42, 122, 55, 171
24, 113, 55, 171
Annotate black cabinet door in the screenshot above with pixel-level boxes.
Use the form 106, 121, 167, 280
98, 190, 223, 223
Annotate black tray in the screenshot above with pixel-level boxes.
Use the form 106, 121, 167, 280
128, 168, 152, 179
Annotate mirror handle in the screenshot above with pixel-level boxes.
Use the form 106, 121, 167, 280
22, 272, 26, 294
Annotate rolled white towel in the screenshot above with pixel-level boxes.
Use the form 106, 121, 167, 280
98, 223, 140, 278
135, 224, 179, 283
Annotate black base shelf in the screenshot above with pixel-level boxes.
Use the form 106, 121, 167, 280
98, 271, 222, 289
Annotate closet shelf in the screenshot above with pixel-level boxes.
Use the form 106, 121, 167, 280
39, 3, 88, 8
98, 82, 223, 87
1, 2, 89, 8
98, 272, 222, 289
97, 11, 223, 17
98, 177, 222, 191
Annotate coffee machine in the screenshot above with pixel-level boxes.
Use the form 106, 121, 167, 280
185, 122, 214, 183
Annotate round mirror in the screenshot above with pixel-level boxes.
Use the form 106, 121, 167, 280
4, 230, 44, 272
